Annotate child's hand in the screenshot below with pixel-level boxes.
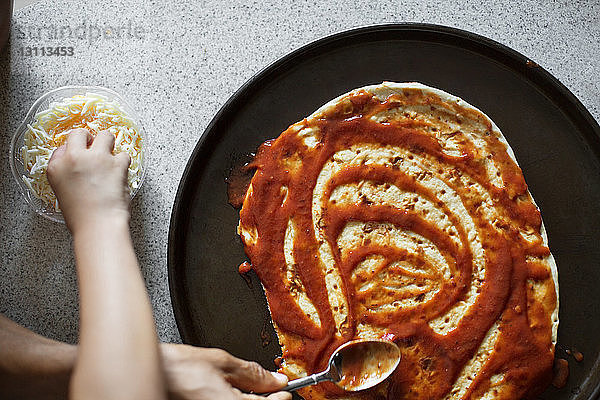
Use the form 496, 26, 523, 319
160, 344, 292, 400
47, 128, 131, 234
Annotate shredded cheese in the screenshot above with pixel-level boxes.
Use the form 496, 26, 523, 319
21, 92, 144, 211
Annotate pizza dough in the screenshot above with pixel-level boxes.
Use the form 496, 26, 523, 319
238, 82, 558, 400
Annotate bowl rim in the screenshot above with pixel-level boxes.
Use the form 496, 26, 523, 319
9, 85, 148, 224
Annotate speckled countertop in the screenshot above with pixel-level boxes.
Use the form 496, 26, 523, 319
0, 0, 598, 344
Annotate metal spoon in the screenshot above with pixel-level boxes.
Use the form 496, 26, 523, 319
279, 339, 401, 393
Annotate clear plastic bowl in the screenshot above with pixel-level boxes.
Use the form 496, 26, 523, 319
9, 86, 147, 223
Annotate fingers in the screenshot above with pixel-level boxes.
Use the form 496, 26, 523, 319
202, 349, 288, 393
236, 391, 291, 400
92, 130, 116, 153
66, 128, 93, 150
223, 356, 288, 393
265, 392, 292, 400
47, 145, 66, 186
49, 144, 66, 164
63, 129, 128, 165
114, 151, 131, 169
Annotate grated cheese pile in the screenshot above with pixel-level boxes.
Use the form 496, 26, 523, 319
21, 92, 144, 211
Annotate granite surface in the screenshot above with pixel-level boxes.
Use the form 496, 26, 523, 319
0, 0, 598, 345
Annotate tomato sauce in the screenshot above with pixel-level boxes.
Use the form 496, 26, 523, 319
239, 89, 556, 399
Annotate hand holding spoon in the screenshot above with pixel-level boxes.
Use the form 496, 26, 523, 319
278, 339, 401, 393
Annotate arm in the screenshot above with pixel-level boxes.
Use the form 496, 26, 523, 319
0, 314, 75, 400
70, 217, 164, 400
47, 129, 165, 400
3, 128, 290, 400
0, 313, 290, 400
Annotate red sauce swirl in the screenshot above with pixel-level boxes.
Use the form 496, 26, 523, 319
239, 87, 557, 399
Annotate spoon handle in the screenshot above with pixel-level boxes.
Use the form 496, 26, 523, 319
281, 370, 333, 392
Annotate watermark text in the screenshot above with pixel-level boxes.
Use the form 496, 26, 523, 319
15, 21, 146, 45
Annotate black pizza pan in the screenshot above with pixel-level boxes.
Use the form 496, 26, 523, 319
168, 24, 600, 399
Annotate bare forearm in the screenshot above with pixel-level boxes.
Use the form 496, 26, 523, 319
0, 314, 75, 400
70, 217, 165, 400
